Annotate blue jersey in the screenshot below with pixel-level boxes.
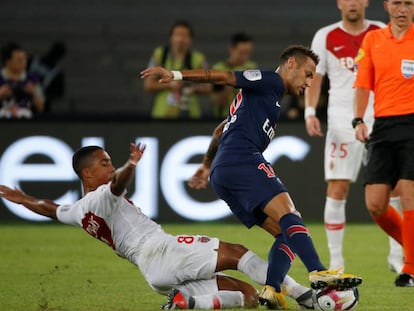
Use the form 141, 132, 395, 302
213, 70, 285, 167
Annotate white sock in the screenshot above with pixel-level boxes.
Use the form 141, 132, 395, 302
281, 274, 310, 300
238, 250, 310, 300
388, 197, 404, 259
324, 197, 346, 269
192, 291, 244, 309
237, 250, 267, 285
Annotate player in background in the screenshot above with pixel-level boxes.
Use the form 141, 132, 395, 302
304, 0, 403, 272
211, 32, 257, 118
142, 45, 362, 310
353, 0, 414, 287
0, 143, 316, 310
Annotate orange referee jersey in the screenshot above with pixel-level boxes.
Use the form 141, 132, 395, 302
354, 23, 414, 117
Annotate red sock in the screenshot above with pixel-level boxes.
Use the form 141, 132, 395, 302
373, 205, 402, 245
402, 210, 414, 276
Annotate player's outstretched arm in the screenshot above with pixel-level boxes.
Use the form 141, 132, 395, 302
188, 120, 226, 189
140, 67, 237, 87
0, 185, 58, 219
111, 142, 146, 196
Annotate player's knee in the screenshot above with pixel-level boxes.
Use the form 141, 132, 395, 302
220, 241, 249, 258
327, 180, 350, 199
367, 201, 388, 217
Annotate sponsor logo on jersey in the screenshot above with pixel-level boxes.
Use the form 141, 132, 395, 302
243, 70, 262, 81
82, 212, 115, 249
401, 59, 414, 79
339, 57, 355, 70
262, 118, 276, 140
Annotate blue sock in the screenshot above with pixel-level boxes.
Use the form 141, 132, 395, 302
266, 234, 295, 292
279, 213, 326, 272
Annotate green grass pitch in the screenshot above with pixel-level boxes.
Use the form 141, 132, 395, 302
0, 222, 413, 310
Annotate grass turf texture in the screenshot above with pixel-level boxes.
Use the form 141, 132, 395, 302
0, 222, 413, 310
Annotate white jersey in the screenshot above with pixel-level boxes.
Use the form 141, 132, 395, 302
311, 20, 385, 130
56, 184, 220, 294
56, 184, 164, 263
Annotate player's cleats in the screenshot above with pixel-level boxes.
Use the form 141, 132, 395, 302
395, 273, 414, 287
309, 268, 362, 289
388, 254, 404, 274
161, 289, 194, 309
259, 285, 288, 310
295, 289, 316, 309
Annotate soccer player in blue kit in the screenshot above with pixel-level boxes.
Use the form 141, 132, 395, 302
141, 45, 362, 309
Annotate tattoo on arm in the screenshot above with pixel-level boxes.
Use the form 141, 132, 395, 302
182, 69, 236, 86
202, 120, 227, 167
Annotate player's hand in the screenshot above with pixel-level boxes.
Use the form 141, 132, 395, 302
0, 185, 25, 204
355, 123, 369, 143
305, 115, 323, 137
23, 82, 36, 95
0, 85, 12, 98
129, 142, 146, 166
140, 67, 174, 83
188, 164, 210, 189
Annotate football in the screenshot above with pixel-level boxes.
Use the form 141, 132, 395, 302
315, 287, 359, 310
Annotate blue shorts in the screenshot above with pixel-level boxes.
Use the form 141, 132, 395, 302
210, 153, 287, 228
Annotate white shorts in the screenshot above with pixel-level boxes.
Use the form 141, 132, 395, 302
324, 128, 367, 182
135, 234, 220, 295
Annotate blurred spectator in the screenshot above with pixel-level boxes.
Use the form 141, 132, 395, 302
29, 41, 66, 112
144, 20, 209, 119
0, 43, 44, 118
212, 32, 257, 118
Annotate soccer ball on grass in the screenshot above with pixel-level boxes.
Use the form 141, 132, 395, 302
315, 287, 359, 310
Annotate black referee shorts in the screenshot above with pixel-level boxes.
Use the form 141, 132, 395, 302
364, 113, 414, 188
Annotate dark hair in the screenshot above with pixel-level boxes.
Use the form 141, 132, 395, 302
230, 32, 253, 46
72, 146, 103, 179
279, 45, 319, 66
2, 42, 24, 65
169, 20, 194, 38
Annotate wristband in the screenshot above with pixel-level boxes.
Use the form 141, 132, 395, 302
171, 70, 183, 81
304, 106, 316, 119
128, 160, 137, 166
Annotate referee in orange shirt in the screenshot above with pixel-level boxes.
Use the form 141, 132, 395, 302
353, 0, 414, 287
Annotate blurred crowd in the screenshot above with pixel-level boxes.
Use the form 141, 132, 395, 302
0, 42, 66, 119
0, 20, 327, 121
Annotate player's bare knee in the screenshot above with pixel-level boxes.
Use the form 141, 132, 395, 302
327, 180, 350, 200
367, 202, 388, 217
219, 241, 248, 258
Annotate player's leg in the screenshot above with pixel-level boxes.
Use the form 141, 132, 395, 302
216, 240, 314, 309
388, 185, 404, 273
396, 178, 414, 286
393, 133, 414, 286
323, 129, 364, 270
210, 166, 314, 308
325, 180, 349, 270
364, 139, 403, 244
162, 275, 258, 309
262, 192, 362, 290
